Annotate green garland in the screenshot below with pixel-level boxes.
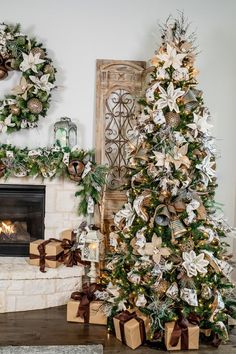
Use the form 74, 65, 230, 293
0, 144, 108, 216
0, 22, 56, 133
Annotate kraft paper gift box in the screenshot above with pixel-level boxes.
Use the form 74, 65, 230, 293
67, 299, 107, 325
113, 310, 150, 350
60, 229, 76, 242
165, 321, 199, 351
29, 239, 64, 270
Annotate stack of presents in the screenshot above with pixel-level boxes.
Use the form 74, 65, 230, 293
28, 229, 201, 351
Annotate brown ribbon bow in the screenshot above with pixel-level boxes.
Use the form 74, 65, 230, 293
61, 238, 88, 267
169, 317, 191, 350
71, 283, 104, 323
0, 54, 13, 80
30, 238, 63, 273
114, 310, 146, 345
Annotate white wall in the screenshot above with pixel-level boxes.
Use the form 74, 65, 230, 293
1, 0, 236, 231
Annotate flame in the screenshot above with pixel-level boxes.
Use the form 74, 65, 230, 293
0, 221, 16, 236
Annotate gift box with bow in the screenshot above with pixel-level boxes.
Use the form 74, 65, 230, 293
29, 238, 64, 272
165, 318, 199, 351
67, 283, 107, 325
113, 310, 150, 350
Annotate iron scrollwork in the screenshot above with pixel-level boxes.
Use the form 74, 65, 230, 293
105, 89, 136, 190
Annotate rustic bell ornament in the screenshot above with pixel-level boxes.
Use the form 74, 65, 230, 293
31, 47, 45, 59
170, 219, 187, 244
182, 88, 198, 112
0, 66, 8, 80
155, 214, 169, 226
68, 159, 85, 182
165, 111, 180, 128
27, 98, 43, 114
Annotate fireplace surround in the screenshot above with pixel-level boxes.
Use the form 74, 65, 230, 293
0, 184, 45, 257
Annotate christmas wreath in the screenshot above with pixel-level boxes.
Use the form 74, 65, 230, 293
0, 23, 56, 133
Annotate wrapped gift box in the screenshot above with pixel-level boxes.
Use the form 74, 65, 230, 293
113, 310, 150, 350
29, 239, 64, 269
60, 229, 76, 242
67, 299, 107, 325
165, 321, 199, 351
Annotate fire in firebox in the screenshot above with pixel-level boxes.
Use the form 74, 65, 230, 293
0, 221, 30, 243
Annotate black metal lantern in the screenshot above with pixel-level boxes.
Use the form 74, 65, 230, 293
54, 117, 77, 148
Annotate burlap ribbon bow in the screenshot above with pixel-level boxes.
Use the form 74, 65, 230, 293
61, 238, 88, 267
114, 310, 146, 345
71, 283, 104, 323
30, 238, 64, 273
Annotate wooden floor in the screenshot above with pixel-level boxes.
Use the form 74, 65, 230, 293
0, 306, 235, 354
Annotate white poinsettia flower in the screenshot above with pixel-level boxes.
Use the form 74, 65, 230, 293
196, 154, 216, 185
114, 202, 135, 228
173, 67, 189, 81
182, 250, 209, 277
29, 74, 55, 94
153, 150, 171, 171
187, 112, 213, 138
0, 114, 15, 133
167, 143, 191, 170
156, 82, 185, 113
20, 52, 45, 73
157, 43, 186, 69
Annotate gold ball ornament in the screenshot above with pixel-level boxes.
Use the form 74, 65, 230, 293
27, 98, 43, 114
198, 240, 207, 247
211, 238, 219, 246
10, 104, 21, 116
165, 112, 180, 128
31, 47, 45, 59
44, 64, 54, 75
0, 66, 8, 80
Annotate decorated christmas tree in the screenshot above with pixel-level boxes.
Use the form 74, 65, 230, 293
98, 14, 236, 345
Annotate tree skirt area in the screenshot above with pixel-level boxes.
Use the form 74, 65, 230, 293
0, 346, 103, 354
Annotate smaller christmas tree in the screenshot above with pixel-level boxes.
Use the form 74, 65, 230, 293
97, 13, 236, 346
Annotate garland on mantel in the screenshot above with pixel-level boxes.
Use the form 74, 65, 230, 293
0, 144, 108, 216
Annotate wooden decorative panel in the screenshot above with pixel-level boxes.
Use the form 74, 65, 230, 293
95, 59, 146, 237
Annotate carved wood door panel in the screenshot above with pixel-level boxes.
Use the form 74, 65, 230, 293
95, 59, 146, 240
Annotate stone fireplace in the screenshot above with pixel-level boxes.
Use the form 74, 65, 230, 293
0, 178, 84, 313
0, 184, 45, 257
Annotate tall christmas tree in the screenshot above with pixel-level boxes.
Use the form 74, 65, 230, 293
99, 14, 236, 343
